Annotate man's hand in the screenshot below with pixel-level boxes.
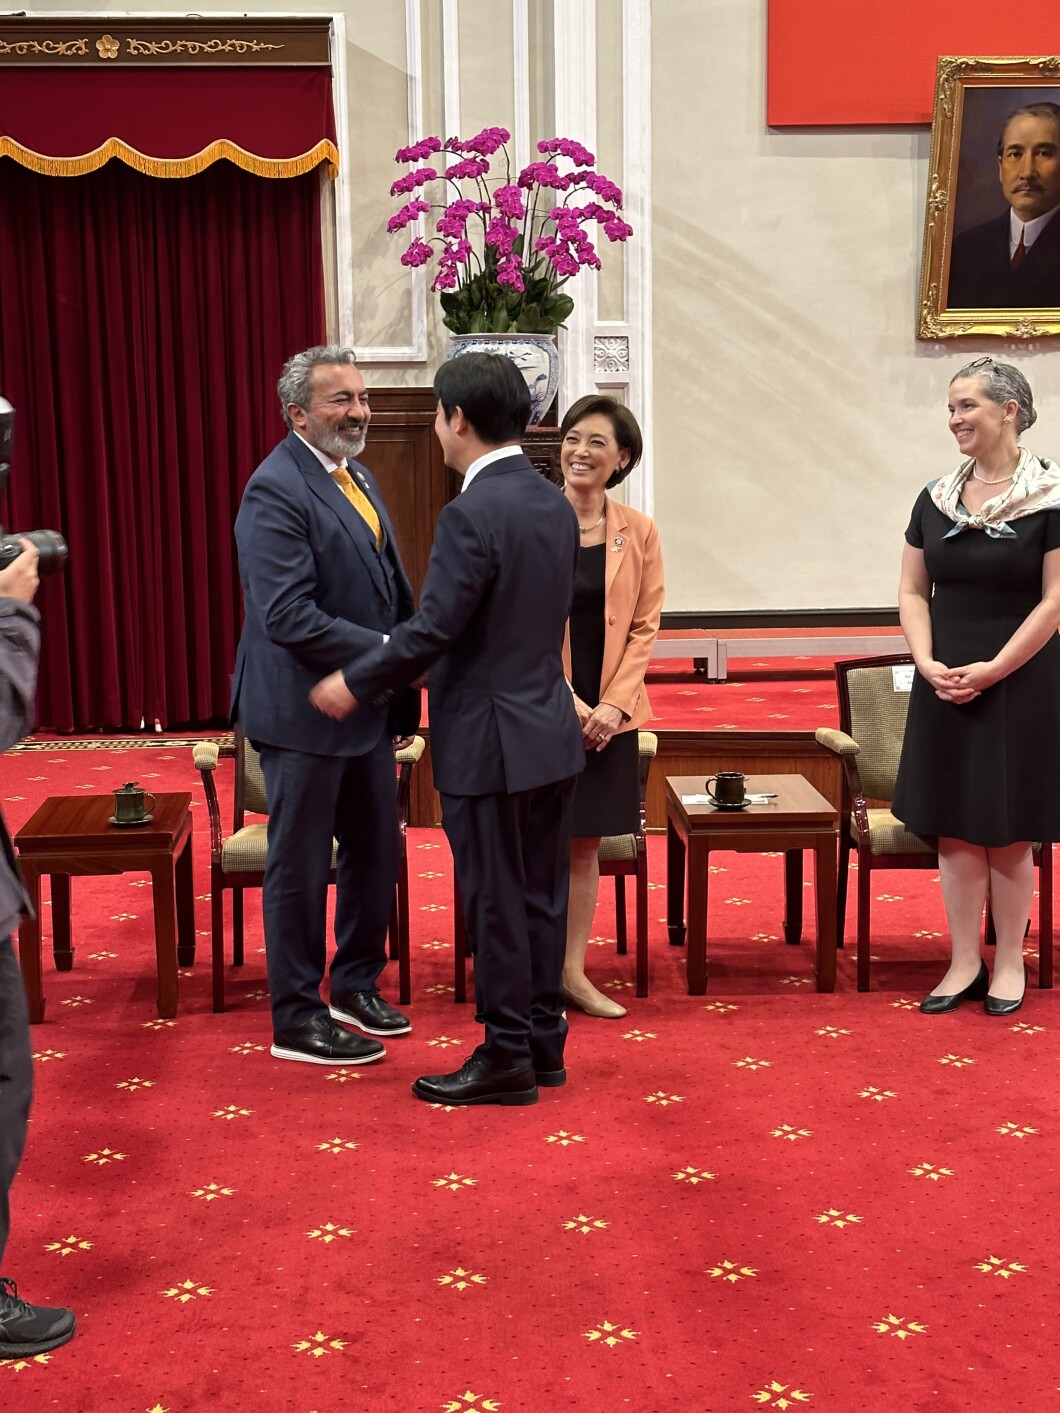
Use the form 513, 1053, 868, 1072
310, 671, 359, 720
0, 541, 40, 605
392, 734, 415, 751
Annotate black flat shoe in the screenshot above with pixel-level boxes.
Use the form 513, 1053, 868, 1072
919, 960, 989, 1014
412, 1056, 538, 1106
330, 989, 411, 1036
534, 1066, 567, 1088
271, 1014, 386, 1065
985, 969, 1026, 1016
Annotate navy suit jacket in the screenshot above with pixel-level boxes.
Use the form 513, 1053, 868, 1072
342, 452, 584, 797
948, 209, 1060, 309
232, 431, 414, 756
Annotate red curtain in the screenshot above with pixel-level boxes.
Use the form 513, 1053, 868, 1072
0, 157, 326, 730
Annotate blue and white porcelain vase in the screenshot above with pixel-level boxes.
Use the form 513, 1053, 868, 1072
447, 333, 559, 426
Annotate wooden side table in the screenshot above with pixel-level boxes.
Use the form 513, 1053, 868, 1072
665, 773, 838, 994
14, 792, 194, 1022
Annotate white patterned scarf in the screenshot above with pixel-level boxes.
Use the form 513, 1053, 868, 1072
928, 448, 1060, 539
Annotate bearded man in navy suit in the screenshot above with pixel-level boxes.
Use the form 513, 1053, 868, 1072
233, 346, 416, 1066
312, 354, 584, 1107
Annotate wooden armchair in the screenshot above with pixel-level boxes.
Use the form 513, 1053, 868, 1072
453, 729, 658, 1001
194, 730, 425, 1012
816, 654, 1052, 991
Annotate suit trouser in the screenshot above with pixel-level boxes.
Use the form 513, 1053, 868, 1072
257, 737, 398, 1033
0, 936, 33, 1267
441, 776, 577, 1071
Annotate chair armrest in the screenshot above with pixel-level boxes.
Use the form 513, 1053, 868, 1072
394, 734, 425, 767
636, 730, 658, 758
815, 727, 860, 757
193, 741, 220, 772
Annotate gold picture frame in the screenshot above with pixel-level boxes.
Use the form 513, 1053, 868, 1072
918, 56, 1060, 340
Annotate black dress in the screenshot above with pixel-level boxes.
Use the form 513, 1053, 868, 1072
892, 488, 1060, 847
569, 542, 640, 838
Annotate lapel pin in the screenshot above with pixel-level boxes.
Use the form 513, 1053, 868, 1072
611, 535, 624, 551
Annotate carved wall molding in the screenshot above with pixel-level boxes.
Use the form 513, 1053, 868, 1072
0, 18, 330, 66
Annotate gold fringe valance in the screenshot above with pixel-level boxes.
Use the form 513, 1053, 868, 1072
0, 136, 339, 180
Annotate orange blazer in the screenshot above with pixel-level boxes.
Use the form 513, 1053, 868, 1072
562, 496, 665, 733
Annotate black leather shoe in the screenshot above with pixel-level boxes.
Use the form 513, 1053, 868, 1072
985, 970, 1026, 1016
272, 1013, 386, 1065
330, 989, 411, 1036
919, 960, 989, 1014
0, 1278, 76, 1358
534, 1067, 567, 1088
412, 1056, 538, 1106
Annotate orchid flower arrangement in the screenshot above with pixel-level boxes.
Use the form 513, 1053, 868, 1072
388, 126, 633, 336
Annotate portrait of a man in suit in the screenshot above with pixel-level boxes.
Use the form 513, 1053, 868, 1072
947, 100, 1060, 310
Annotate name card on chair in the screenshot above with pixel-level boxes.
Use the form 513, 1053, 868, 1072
892, 665, 915, 692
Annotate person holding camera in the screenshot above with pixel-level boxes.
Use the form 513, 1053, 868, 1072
0, 541, 77, 1358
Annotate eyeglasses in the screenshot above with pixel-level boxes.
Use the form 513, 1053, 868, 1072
966, 356, 997, 371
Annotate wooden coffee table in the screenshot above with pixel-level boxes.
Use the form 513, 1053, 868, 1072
665, 773, 838, 994
14, 792, 194, 1022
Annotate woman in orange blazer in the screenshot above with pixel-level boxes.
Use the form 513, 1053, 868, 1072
560, 395, 664, 1017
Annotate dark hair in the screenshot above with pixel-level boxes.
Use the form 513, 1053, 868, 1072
433, 353, 530, 445
559, 395, 644, 489
997, 102, 1060, 156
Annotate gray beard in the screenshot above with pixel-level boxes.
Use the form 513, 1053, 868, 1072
306, 421, 367, 462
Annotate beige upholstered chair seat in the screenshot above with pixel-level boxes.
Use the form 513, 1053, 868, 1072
220, 824, 341, 874
852, 809, 935, 858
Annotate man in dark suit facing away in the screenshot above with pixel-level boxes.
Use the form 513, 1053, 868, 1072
948, 102, 1060, 309
233, 346, 416, 1067
311, 353, 585, 1107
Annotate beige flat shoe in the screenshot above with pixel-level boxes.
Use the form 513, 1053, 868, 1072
563, 984, 628, 1020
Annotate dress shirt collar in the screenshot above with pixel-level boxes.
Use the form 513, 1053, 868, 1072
460, 444, 524, 492
1009, 203, 1060, 256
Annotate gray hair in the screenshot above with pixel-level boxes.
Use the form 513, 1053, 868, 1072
277, 345, 359, 428
997, 102, 1060, 156
952, 357, 1037, 435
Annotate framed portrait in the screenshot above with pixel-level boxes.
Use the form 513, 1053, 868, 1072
918, 57, 1060, 340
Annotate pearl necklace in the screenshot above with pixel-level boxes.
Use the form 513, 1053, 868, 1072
970, 465, 1016, 485
578, 510, 605, 534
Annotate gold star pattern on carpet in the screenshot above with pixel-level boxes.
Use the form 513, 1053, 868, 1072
162, 1279, 213, 1303
645, 1091, 683, 1105
142, 1019, 176, 1030
998, 1121, 1038, 1137
0, 1352, 52, 1371
872, 1314, 926, 1339
975, 1255, 1027, 1278
437, 1267, 487, 1291
673, 1165, 715, 1184
771, 1124, 812, 1140
213, 1104, 252, 1120
84, 1147, 126, 1165
890, 998, 918, 1010
734, 1057, 771, 1070
584, 1319, 637, 1348
316, 1136, 358, 1154
307, 1222, 353, 1243
752, 1382, 812, 1408
938, 1053, 976, 1068
44, 1234, 93, 1256
325, 1070, 361, 1083
230, 1041, 265, 1055
442, 1394, 501, 1412
562, 1214, 609, 1235
815, 1209, 862, 1229
815, 1025, 850, 1038
704, 1000, 739, 1013
292, 1331, 346, 1357
622, 1028, 655, 1041
61, 995, 93, 1007
859, 1086, 897, 1101
88, 950, 118, 960
116, 1076, 154, 1091
709, 1260, 757, 1282
32, 1048, 65, 1062
545, 1130, 586, 1145
433, 1173, 477, 1191
909, 1161, 953, 1181
1012, 1022, 1044, 1035
426, 1035, 462, 1048
190, 1182, 234, 1201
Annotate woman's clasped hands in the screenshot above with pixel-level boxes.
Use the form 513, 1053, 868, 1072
920, 657, 1000, 703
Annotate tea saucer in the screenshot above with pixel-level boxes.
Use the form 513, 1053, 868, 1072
108, 813, 153, 828
706, 795, 750, 811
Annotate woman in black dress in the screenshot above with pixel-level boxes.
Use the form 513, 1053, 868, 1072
559, 397, 664, 1018
893, 358, 1060, 1015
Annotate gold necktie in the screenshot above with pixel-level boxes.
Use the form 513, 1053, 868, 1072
330, 465, 382, 551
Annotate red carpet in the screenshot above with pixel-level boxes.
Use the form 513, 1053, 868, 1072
0, 694, 1057, 1411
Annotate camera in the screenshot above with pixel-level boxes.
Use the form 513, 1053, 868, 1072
0, 397, 68, 575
